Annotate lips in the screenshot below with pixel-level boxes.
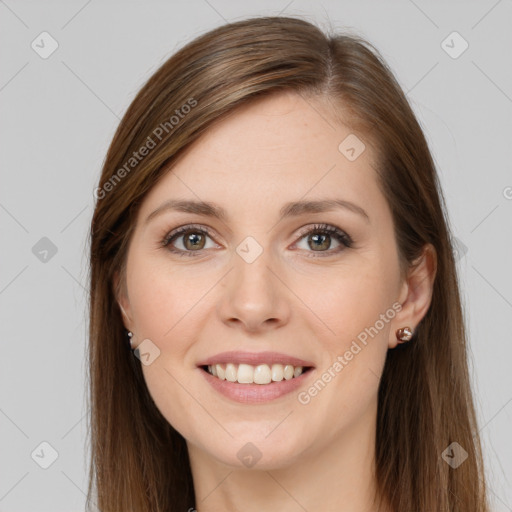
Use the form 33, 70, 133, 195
199, 363, 315, 403
196, 351, 316, 402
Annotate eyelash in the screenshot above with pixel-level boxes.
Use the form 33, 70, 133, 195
161, 223, 353, 258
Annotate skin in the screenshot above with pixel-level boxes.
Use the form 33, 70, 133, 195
116, 90, 436, 512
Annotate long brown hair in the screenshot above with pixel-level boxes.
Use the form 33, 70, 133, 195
87, 15, 489, 511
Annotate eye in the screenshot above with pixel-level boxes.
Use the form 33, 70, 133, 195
162, 222, 353, 258
162, 224, 218, 256
293, 223, 353, 256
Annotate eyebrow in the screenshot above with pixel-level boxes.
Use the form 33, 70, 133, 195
145, 198, 370, 225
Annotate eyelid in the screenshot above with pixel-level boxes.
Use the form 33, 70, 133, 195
161, 223, 221, 257
291, 223, 353, 255
162, 223, 217, 245
162, 222, 352, 256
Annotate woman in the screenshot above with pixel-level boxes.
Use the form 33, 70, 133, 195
87, 15, 489, 511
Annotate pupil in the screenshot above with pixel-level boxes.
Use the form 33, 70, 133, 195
309, 233, 330, 251
185, 232, 204, 250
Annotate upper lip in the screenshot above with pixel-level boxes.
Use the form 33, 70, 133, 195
197, 351, 315, 368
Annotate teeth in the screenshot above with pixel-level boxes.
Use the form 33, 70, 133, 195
271, 364, 284, 381
254, 364, 272, 384
284, 365, 294, 380
225, 363, 237, 382
216, 364, 225, 380
238, 363, 254, 383
206, 363, 306, 384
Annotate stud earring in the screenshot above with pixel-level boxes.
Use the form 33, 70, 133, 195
396, 326, 413, 343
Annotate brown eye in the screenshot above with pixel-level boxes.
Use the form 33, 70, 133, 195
162, 225, 217, 257
294, 224, 353, 256
307, 232, 332, 251
182, 230, 206, 250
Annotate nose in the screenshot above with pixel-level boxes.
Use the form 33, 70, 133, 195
216, 248, 291, 333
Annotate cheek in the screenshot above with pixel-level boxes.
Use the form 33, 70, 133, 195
125, 250, 219, 381
127, 251, 200, 339
295, 261, 398, 348
125, 254, 208, 438
293, 258, 397, 414
294, 284, 393, 445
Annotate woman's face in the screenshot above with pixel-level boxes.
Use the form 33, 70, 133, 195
117, 90, 411, 469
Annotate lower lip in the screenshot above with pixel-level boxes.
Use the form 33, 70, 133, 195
198, 367, 315, 404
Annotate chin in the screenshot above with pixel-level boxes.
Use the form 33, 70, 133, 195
203, 429, 310, 471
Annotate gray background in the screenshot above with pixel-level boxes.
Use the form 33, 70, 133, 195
1, 1, 511, 510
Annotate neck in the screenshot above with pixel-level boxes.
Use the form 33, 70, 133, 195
187, 399, 391, 512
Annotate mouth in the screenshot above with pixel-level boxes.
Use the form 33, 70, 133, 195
196, 350, 316, 402
200, 363, 314, 385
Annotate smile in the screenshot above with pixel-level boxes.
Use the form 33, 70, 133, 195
203, 363, 312, 384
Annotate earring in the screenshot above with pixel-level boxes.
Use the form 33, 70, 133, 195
127, 331, 133, 348
396, 326, 413, 343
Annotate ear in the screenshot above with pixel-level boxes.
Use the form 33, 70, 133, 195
389, 243, 437, 349
113, 269, 134, 332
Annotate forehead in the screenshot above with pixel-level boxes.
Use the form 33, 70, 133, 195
139, 90, 385, 220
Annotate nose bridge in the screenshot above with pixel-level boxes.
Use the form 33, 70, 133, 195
217, 235, 290, 331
